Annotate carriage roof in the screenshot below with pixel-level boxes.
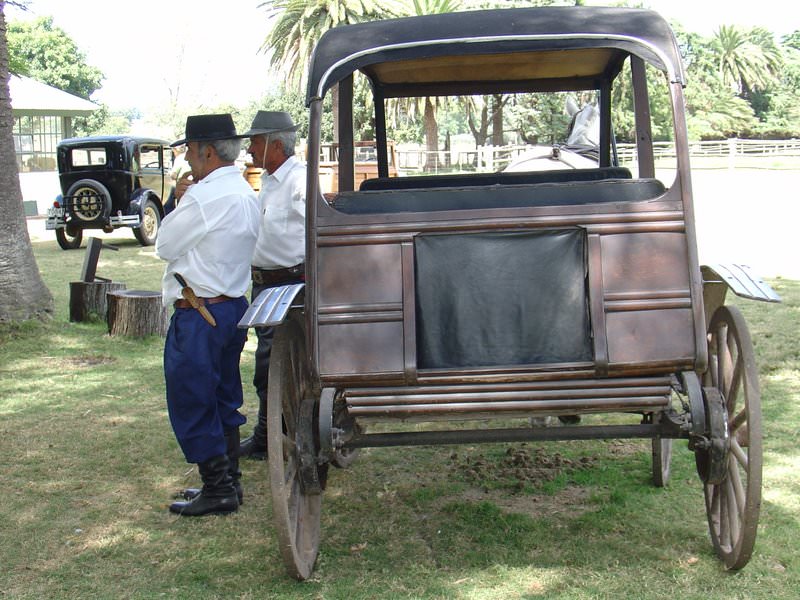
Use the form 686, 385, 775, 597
306, 6, 685, 103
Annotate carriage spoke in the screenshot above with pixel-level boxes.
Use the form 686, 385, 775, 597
725, 477, 740, 545
725, 354, 743, 409
281, 433, 295, 460
729, 454, 746, 515
715, 323, 728, 389
730, 407, 747, 436
719, 326, 733, 394
730, 437, 749, 470
283, 454, 298, 490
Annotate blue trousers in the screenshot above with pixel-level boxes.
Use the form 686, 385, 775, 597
164, 297, 248, 464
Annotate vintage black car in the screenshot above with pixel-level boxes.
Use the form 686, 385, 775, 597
46, 136, 173, 249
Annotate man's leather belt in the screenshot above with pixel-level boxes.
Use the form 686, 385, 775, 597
251, 264, 305, 286
174, 295, 237, 309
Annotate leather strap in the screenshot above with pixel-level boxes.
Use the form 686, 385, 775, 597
174, 295, 237, 309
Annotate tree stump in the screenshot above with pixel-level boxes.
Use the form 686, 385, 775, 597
69, 281, 127, 322
107, 290, 169, 337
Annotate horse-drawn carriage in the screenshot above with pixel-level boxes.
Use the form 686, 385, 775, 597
240, 6, 780, 579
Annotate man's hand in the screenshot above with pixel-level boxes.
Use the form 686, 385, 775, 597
174, 172, 194, 202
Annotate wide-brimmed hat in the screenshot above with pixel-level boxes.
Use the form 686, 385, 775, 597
240, 111, 298, 137
171, 113, 240, 147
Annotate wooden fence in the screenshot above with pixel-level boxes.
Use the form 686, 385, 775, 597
396, 139, 800, 174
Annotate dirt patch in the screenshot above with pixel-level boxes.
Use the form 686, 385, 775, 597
445, 445, 601, 518
62, 355, 117, 368
459, 484, 594, 519
449, 444, 598, 487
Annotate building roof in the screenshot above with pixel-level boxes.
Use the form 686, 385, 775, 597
9, 74, 98, 117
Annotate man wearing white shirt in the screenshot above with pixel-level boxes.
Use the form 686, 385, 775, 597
237, 111, 306, 460
156, 114, 260, 516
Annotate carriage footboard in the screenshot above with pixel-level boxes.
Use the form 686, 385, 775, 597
344, 376, 672, 422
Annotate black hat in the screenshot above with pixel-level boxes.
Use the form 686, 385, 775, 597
239, 111, 298, 137
171, 113, 240, 147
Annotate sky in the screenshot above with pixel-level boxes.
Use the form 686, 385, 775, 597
6, 0, 799, 116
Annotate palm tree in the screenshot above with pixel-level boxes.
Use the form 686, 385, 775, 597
391, 0, 465, 171
259, 0, 393, 140
712, 25, 782, 97
0, 3, 54, 322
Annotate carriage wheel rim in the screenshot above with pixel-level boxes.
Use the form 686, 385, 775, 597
703, 305, 762, 570
267, 313, 321, 580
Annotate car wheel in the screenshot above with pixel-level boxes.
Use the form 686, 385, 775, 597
133, 199, 161, 246
56, 227, 83, 250
65, 179, 112, 222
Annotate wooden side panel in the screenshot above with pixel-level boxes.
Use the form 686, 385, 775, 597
600, 232, 695, 366
601, 232, 689, 293
319, 321, 405, 376
317, 243, 405, 378
606, 308, 695, 364
318, 244, 402, 306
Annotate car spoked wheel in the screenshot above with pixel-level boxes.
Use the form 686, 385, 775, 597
65, 179, 111, 222
134, 199, 161, 246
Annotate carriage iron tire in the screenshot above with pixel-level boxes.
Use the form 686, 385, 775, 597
133, 199, 161, 246
56, 227, 83, 250
267, 311, 323, 581
702, 305, 762, 570
65, 179, 111, 222
651, 437, 672, 487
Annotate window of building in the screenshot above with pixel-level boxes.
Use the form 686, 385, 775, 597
13, 115, 63, 172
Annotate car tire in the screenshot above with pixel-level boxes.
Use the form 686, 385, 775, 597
56, 227, 83, 250
133, 199, 161, 246
65, 179, 112, 222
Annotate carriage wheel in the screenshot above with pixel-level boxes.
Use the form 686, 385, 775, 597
651, 436, 672, 487
267, 312, 323, 580
702, 305, 762, 570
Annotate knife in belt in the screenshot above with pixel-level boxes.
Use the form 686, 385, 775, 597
173, 273, 217, 327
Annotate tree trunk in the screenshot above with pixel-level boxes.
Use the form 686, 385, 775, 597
107, 290, 168, 337
467, 98, 490, 148
423, 97, 440, 172
69, 281, 126, 322
491, 94, 505, 147
0, 7, 54, 323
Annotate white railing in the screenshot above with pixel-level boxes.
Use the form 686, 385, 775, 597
396, 139, 800, 174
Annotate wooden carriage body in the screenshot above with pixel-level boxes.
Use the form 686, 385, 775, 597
242, 7, 776, 578
303, 7, 705, 418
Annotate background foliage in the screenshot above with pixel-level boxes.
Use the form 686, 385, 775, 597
7, 1, 800, 143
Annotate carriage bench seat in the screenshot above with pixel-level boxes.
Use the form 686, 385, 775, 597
332, 178, 666, 215
359, 166, 632, 191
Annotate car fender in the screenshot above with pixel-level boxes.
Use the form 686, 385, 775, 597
129, 189, 164, 217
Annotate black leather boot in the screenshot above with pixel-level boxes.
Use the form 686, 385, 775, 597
169, 455, 239, 516
240, 398, 268, 460
180, 428, 244, 504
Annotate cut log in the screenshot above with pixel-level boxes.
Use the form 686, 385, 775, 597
107, 290, 169, 337
69, 281, 127, 322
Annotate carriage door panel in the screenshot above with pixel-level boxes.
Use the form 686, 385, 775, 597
316, 243, 405, 378
600, 232, 695, 367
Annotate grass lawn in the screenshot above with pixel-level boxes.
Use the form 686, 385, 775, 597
1, 231, 798, 599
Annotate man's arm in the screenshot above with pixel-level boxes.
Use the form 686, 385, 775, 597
155, 195, 208, 261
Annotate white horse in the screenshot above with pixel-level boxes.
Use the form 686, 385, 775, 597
565, 97, 600, 147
